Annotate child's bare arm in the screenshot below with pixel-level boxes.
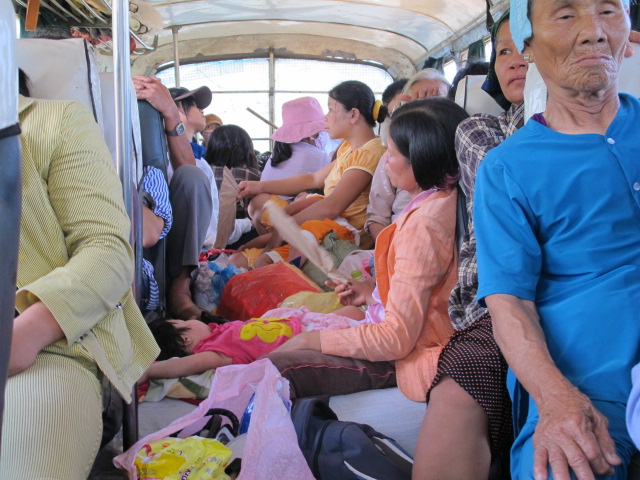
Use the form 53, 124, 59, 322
284, 195, 323, 216
145, 351, 232, 380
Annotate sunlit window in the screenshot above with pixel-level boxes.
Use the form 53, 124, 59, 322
157, 58, 393, 153
484, 37, 492, 61
443, 60, 457, 84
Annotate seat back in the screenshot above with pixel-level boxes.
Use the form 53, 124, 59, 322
138, 99, 170, 312
17, 38, 104, 130
454, 74, 504, 116
452, 75, 501, 251
0, 0, 21, 451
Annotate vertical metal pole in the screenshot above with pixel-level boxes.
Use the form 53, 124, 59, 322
172, 26, 180, 88
268, 47, 275, 151
0, 0, 21, 456
113, 0, 133, 219
113, 0, 139, 446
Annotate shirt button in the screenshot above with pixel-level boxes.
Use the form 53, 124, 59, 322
634, 182, 640, 191
607, 138, 615, 145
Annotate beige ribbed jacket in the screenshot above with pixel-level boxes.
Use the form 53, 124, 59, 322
15, 95, 159, 401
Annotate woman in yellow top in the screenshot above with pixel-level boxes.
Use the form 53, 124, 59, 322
237, 80, 388, 250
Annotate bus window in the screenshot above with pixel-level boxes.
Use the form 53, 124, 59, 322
156, 58, 392, 152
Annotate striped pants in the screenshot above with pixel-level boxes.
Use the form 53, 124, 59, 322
0, 351, 102, 479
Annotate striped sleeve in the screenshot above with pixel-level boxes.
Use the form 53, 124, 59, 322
141, 166, 172, 239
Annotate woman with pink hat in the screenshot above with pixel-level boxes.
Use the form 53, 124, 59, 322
238, 80, 388, 250
260, 96, 331, 191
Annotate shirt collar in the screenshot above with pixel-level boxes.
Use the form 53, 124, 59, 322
18, 95, 35, 115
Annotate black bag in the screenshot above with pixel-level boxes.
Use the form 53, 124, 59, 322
291, 396, 413, 480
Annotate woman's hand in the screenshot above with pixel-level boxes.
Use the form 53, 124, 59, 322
237, 180, 263, 200
269, 331, 321, 354
326, 278, 375, 307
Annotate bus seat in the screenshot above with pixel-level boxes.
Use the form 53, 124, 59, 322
454, 74, 504, 117
17, 38, 104, 134
524, 43, 640, 121
0, 0, 21, 449
452, 75, 503, 252
138, 99, 170, 313
524, 63, 547, 122
98, 72, 144, 182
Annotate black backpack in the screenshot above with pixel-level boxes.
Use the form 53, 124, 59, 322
291, 396, 413, 480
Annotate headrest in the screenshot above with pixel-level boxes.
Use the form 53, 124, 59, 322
524, 44, 640, 121
17, 38, 103, 132
99, 72, 144, 182
454, 75, 505, 117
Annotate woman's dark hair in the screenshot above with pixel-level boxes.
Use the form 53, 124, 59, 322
19, 68, 31, 97
448, 61, 490, 101
382, 78, 408, 106
269, 141, 293, 167
205, 124, 258, 169
148, 318, 190, 360
328, 80, 388, 126
389, 97, 469, 190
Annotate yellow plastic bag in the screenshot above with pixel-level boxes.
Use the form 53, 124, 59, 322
135, 436, 232, 480
279, 291, 342, 313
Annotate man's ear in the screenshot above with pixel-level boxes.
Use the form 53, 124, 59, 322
626, 30, 640, 58
625, 40, 634, 58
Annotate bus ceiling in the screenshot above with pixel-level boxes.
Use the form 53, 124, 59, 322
13, 0, 508, 77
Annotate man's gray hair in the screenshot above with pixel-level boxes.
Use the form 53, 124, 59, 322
403, 68, 450, 94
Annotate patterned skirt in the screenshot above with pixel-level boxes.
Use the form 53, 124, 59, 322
428, 313, 512, 455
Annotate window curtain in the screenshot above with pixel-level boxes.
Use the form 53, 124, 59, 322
422, 57, 444, 73
467, 39, 486, 62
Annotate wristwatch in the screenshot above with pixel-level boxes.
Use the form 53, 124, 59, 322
165, 122, 185, 137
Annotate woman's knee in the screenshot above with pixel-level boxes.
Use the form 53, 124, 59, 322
1, 353, 103, 479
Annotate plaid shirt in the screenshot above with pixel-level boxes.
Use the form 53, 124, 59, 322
448, 103, 524, 330
213, 165, 261, 219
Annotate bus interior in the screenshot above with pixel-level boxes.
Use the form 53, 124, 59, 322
2, 0, 640, 478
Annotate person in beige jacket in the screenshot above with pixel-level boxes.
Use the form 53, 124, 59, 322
0, 90, 159, 479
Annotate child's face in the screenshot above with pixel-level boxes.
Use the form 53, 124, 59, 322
169, 319, 211, 354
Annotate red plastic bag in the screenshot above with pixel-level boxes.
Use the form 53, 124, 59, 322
217, 262, 321, 320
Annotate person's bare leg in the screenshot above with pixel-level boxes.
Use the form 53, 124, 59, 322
247, 193, 272, 232
332, 305, 365, 320
253, 254, 274, 269
168, 266, 202, 319
228, 252, 249, 269
412, 376, 491, 480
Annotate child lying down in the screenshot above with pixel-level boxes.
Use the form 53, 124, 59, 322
142, 307, 361, 382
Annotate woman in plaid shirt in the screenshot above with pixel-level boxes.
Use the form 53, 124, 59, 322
413, 11, 526, 480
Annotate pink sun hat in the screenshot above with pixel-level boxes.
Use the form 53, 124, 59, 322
271, 96, 327, 143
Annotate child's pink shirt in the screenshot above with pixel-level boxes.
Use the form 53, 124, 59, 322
193, 317, 302, 364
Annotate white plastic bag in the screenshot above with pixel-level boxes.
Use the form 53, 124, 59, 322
114, 359, 314, 480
